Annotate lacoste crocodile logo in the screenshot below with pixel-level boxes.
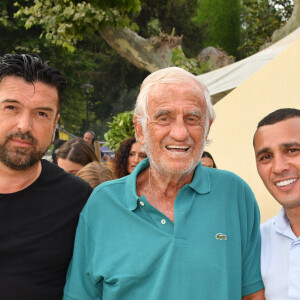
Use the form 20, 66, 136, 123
215, 233, 227, 240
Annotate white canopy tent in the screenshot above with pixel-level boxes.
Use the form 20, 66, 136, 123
197, 27, 300, 103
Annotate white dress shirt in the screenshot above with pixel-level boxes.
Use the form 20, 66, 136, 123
261, 208, 300, 300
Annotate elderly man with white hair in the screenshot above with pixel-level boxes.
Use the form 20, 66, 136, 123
63, 67, 265, 300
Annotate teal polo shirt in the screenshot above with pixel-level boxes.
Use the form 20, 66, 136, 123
63, 158, 263, 300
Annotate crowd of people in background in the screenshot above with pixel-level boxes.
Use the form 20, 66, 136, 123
49, 132, 149, 189
49, 134, 148, 187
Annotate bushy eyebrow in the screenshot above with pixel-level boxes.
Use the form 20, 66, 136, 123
282, 142, 300, 148
34, 106, 55, 112
255, 147, 270, 159
153, 109, 172, 119
153, 109, 203, 119
1, 99, 54, 113
1, 99, 20, 104
186, 110, 203, 118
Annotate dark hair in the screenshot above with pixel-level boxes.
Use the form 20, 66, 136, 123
113, 137, 137, 178
201, 151, 217, 168
0, 53, 66, 111
257, 108, 300, 128
56, 138, 98, 166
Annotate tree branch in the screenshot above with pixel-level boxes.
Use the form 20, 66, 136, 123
99, 26, 183, 72
272, 0, 300, 42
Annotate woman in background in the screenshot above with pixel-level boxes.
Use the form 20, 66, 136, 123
76, 161, 115, 188
57, 138, 98, 174
201, 151, 217, 168
112, 137, 147, 178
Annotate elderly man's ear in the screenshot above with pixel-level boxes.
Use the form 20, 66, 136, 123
133, 115, 145, 146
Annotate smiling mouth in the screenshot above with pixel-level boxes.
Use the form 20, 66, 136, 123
166, 145, 189, 152
275, 178, 297, 187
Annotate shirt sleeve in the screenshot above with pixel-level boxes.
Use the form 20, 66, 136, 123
242, 185, 264, 296
63, 214, 102, 300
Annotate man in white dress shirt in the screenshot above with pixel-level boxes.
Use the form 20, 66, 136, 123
253, 108, 300, 300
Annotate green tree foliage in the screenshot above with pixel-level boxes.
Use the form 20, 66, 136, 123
14, 0, 141, 52
81, 33, 148, 139
239, 0, 293, 57
270, 0, 294, 21
14, 0, 207, 73
0, 0, 41, 54
194, 0, 241, 57
104, 111, 134, 151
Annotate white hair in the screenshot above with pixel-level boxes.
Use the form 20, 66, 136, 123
134, 67, 215, 135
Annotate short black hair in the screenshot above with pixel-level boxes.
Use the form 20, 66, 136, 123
0, 53, 66, 111
257, 108, 300, 128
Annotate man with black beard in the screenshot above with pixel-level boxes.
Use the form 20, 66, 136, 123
0, 53, 92, 300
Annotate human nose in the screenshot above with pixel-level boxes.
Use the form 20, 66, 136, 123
272, 154, 288, 174
169, 117, 189, 141
133, 154, 139, 163
17, 112, 33, 133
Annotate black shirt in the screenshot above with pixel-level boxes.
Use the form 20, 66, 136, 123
0, 160, 93, 300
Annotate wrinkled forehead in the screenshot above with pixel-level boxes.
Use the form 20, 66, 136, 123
147, 81, 206, 105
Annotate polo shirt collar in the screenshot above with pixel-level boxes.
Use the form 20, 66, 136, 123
188, 162, 211, 194
274, 207, 297, 240
125, 158, 211, 211
125, 158, 150, 211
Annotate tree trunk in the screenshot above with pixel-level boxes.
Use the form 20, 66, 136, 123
99, 26, 183, 72
272, 0, 300, 42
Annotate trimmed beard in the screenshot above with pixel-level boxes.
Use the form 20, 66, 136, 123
0, 131, 50, 170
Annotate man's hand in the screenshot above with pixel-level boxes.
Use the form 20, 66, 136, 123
242, 289, 265, 300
